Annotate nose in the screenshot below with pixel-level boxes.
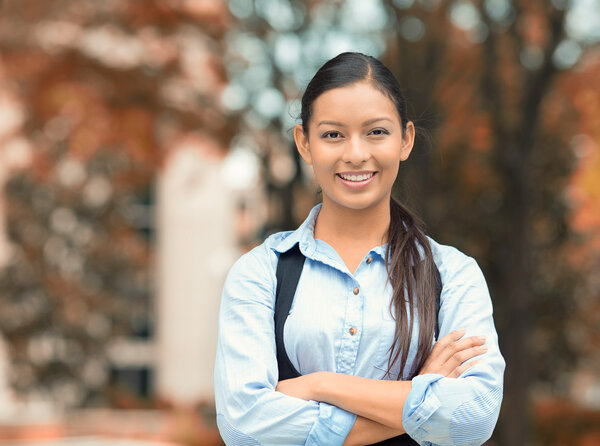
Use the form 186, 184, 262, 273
342, 135, 370, 165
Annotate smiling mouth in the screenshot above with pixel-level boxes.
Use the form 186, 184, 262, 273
336, 172, 377, 182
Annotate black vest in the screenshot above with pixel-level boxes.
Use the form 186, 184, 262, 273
274, 243, 442, 445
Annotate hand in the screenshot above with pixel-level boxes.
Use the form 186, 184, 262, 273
275, 371, 326, 401
419, 328, 487, 378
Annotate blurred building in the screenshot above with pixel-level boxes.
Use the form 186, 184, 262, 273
0, 0, 246, 423
155, 137, 236, 404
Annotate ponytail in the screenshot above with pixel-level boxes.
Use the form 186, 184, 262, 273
384, 196, 438, 379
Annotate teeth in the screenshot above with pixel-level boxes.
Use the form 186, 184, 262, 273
339, 172, 375, 182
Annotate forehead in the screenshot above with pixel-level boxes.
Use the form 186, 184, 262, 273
311, 81, 400, 125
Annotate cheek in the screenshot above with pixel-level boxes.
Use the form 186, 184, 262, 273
377, 160, 400, 191
387, 160, 400, 177
378, 151, 400, 175
306, 155, 333, 188
310, 152, 335, 173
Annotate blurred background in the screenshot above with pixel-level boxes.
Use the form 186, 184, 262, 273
0, 0, 598, 445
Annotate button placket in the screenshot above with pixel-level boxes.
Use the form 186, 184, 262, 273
337, 283, 363, 374
348, 285, 361, 337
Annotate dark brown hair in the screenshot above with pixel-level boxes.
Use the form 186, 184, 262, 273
300, 52, 438, 379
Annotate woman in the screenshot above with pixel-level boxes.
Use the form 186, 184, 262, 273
214, 52, 505, 445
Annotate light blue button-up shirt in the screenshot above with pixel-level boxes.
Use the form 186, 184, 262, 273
214, 203, 505, 446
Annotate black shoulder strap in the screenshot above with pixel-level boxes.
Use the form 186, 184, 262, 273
274, 244, 305, 380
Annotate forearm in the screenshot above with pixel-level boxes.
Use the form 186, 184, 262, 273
342, 415, 405, 446
315, 371, 412, 430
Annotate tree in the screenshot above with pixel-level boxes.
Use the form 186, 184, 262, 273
0, 0, 229, 407
381, 0, 599, 444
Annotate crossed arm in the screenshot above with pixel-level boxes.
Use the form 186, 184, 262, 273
215, 245, 504, 445
276, 329, 487, 445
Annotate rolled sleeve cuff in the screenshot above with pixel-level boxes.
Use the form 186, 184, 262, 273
305, 402, 357, 446
403, 373, 443, 441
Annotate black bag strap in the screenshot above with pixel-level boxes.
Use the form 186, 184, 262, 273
274, 243, 305, 380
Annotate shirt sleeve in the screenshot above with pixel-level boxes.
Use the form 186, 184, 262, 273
214, 243, 357, 446
402, 249, 505, 446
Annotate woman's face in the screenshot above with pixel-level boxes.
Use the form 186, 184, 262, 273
294, 81, 415, 213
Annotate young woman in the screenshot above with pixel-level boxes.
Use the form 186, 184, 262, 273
214, 52, 505, 446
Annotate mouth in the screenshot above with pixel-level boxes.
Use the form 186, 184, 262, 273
336, 171, 378, 188
336, 171, 377, 182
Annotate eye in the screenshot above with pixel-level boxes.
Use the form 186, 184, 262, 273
322, 131, 342, 139
369, 128, 389, 136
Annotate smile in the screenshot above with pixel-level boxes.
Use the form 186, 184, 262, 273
337, 172, 376, 182
336, 171, 377, 189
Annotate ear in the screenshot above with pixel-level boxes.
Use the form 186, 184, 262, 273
294, 124, 312, 165
400, 120, 415, 161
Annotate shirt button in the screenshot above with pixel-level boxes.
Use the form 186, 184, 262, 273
349, 327, 357, 335
366, 257, 372, 264
353, 287, 359, 295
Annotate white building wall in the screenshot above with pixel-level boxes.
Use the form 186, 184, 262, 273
155, 143, 236, 404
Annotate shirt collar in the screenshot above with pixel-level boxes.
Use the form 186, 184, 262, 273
272, 202, 388, 261
272, 203, 321, 256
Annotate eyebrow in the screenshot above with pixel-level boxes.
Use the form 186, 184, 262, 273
317, 117, 393, 127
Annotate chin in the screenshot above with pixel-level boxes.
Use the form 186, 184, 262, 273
327, 194, 388, 212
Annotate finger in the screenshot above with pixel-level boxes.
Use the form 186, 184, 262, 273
432, 328, 466, 353
445, 327, 466, 342
449, 344, 488, 368
450, 360, 481, 378
426, 329, 467, 369
452, 335, 486, 353
437, 335, 485, 365
422, 330, 469, 374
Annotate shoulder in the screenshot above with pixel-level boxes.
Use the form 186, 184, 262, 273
427, 235, 488, 290
220, 230, 295, 309
224, 230, 295, 290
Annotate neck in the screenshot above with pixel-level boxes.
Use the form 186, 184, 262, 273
314, 196, 391, 249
